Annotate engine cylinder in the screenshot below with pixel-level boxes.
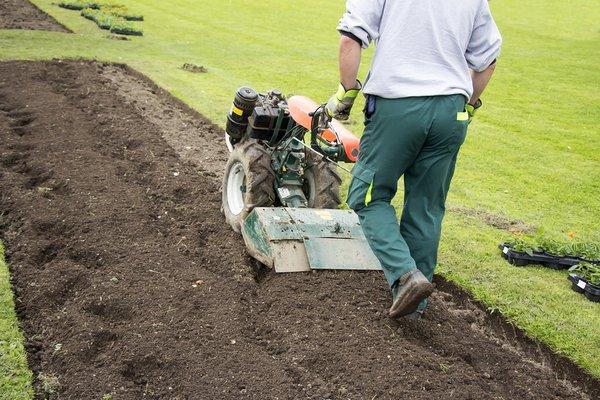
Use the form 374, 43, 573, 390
226, 87, 258, 140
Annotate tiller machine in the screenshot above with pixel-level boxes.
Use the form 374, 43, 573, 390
222, 87, 381, 272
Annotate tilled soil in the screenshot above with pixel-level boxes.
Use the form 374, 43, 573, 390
0, 60, 598, 400
0, 0, 69, 32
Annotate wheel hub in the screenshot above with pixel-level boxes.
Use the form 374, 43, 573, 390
226, 162, 246, 215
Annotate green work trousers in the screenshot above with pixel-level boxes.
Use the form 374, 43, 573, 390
348, 95, 469, 308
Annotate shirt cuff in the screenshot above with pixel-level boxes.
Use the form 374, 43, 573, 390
339, 30, 362, 46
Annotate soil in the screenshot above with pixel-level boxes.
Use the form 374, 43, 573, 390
0, 0, 69, 32
447, 205, 535, 234
180, 63, 208, 74
0, 60, 598, 400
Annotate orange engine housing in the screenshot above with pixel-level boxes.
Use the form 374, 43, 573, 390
287, 95, 359, 163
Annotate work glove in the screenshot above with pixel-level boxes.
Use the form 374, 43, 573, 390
325, 80, 362, 121
465, 98, 482, 123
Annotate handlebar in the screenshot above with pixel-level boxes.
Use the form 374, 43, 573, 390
309, 106, 347, 162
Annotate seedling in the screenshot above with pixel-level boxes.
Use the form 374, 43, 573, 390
80, 7, 100, 22
505, 234, 600, 261
101, 5, 144, 21
110, 20, 143, 36
58, 1, 144, 36
96, 13, 120, 30
568, 263, 600, 302
569, 262, 600, 286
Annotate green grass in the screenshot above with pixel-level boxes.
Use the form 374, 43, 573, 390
0, 0, 598, 387
0, 243, 33, 399
438, 215, 600, 375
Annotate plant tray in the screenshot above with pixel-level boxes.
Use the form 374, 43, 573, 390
499, 244, 577, 269
81, 12, 97, 22
110, 27, 143, 36
123, 15, 144, 21
59, 2, 99, 11
568, 274, 600, 302
499, 243, 600, 270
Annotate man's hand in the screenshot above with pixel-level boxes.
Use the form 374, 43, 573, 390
325, 80, 362, 120
467, 61, 495, 122
465, 98, 482, 122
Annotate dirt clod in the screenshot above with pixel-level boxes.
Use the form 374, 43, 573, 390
448, 204, 536, 233
106, 34, 130, 41
181, 63, 208, 73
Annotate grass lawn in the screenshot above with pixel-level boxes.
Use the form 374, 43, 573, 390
0, 0, 598, 390
0, 243, 33, 399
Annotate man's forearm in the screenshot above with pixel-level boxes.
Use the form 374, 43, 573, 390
469, 62, 496, 105
325, 35, 363, 120
339, 35, 362, 89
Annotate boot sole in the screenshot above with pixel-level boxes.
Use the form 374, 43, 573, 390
389, 282, 434, 319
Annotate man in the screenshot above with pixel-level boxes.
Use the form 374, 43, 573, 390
326, 0, 502, 318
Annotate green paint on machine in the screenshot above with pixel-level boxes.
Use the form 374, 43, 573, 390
242, 207, 381, 273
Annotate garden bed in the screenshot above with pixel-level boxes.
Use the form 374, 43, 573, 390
0, 0, 70, 31
0, 60, 598, 399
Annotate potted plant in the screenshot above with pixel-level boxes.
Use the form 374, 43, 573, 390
568, 262, 600, 302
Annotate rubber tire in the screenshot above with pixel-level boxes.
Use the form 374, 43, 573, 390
303, 151, 342, 209
222, 140, 276, 233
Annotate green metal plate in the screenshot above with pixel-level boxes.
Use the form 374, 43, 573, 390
304, 237, 381, 270
241, 207, 382, 272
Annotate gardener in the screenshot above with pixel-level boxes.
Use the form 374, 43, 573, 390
326, 0, 502, 318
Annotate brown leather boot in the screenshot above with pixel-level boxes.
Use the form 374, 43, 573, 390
405, 309, 424, 320
389, 269, 434, 318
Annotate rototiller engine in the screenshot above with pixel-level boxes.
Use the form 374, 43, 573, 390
222, 87, 381, 272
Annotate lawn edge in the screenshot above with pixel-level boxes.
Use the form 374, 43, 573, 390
0, 240, 34, 400
435, 275, 600, 396
32, 1, 73, 33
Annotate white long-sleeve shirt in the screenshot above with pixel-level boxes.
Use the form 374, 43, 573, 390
337, 0, 502, 100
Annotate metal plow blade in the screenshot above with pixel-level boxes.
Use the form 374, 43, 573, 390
241, 207, 382, 273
